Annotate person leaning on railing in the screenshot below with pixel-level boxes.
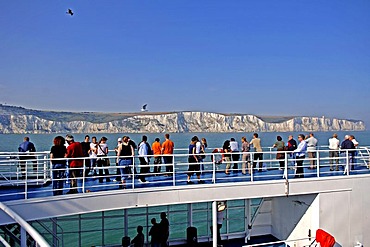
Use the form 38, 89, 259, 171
116, 136, 135, 189
65, 134, 84, 194
293, 134, 307, 178
328, 133, 340, 171
50, 136, 67, 196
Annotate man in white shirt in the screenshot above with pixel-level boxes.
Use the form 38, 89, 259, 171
305, 133, 318, 169
138, 135, 151, 183
328, 133, 340, 171
230, 138, 240, 173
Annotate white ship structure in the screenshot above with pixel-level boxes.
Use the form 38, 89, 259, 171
0, 144, 369, 247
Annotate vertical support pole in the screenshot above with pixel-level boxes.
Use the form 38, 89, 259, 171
244, 199, 250, 243
212, 201, 217, 247
20, 227, 26, 247
101, 212, 104, 246
52, 217, 57, 247
188, 204, 193, 227
124, 209, 128, 237
146, 207, 149, 246
79, 214, 82, 247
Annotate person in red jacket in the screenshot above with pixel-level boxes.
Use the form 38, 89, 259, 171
65, 134, 84, 194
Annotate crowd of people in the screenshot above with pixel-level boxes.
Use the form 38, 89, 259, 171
17, 132, 361, 196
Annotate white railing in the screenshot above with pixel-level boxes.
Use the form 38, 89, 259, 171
243, 236, 314, 247
0, 201, 50, 247
0, 147, 369, 201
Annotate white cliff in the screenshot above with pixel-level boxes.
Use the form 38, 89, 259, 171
0, 111, 365, 134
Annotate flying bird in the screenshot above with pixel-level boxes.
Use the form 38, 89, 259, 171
66, 9, 74, 16
141, 104, 148, 112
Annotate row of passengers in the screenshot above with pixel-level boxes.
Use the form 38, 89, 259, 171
116, 134, 176, 186
221, 133, 264, 175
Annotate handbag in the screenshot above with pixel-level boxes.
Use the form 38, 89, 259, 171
98, 144, 110, 166
199, 150, 206, 160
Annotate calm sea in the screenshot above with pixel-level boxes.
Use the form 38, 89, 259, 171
1, 131, 369, 152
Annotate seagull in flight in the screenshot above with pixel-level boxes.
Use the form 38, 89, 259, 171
66, 9, 74, 16
141, 104, 148, 112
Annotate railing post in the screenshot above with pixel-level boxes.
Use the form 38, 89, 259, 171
345, 150, 349, 175
43, 154, 47, 182
316, 150, 320, 178
250, 153, 254, 182
212, 154, 216, 184
132, 158, 135, 189
268, 147, 273, 169
172, 155, 176, 186
25, 163, 28, 200
82, 158, 86, 193
283, 152, 288, 179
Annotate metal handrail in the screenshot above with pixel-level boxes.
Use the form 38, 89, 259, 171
0, 202, 50, 247
0, 147, 368, 202
243, 236, 313, 247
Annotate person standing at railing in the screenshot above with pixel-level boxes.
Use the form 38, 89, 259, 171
305, 133, 318, 169
65, 134, 84, 194
117, 136, 135, 189
272, 136, 285, 170
80, 135, 91, 175
328, 133, 340, 171
114, 137, 123, 182
18, 136, 37, 176
97, 137, 111, 183
223, 140, 232, 174
341, 135, 355, 171
287, 135, 297, 169
89, 136, 98, 176
200, 138, 208, 171
138, 135, 151, 183
241, 137, 251, 175
293, 134, 307, 178
195, 136, 206, 172
161, 133, 174, 176
187, 136, 204, 184
128, 136, 138, 174
250, 133, 263, 172
230, 138, 240, 173
50, 136, 67, 196
152, 138, 162, 175
350, 135, 359, 167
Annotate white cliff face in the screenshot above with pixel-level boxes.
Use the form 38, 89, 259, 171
0, 112, 365, 134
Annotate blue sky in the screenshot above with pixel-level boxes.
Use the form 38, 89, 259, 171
0, 1, 369, 126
